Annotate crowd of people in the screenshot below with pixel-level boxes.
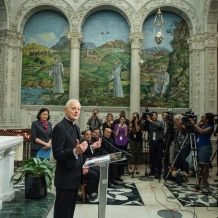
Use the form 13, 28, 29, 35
30, 99, 217, 218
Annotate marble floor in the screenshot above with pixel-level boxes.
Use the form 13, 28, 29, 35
46, 165, 218, 218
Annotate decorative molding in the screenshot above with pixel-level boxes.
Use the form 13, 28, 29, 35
138, 0, 201, 34
187, 33, 218, 50
0, 46, 5, 124
208, 12, 217, 24
0, 30, 25, 48
12, 0, 75, 32
206, 49, 217, 113
189, 51, 201, 116
128, 32, 144, 49
76, 0, 135, 32
67, 31, 83, 48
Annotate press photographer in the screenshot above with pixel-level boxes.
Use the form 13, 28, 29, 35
142, 107, 153, 131
146, 112, 165, 179
189, 113, 214, 189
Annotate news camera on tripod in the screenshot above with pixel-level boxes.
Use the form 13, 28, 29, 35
165, 109, 201, 187
189, 112, 214, 190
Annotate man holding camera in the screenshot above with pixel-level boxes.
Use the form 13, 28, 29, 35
147, 112, 165, 179
87, 109, 102, 131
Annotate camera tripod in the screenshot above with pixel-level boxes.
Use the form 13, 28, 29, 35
165, 132, 200, 190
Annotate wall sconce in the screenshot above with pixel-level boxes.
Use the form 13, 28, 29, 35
154, 8, 165, 46
139, 43, 145, 67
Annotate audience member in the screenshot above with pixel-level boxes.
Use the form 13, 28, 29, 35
112, 110, 129, 130
102, 113, 114, 132
114, 115, 128, 179
87, 109, 102, 130
82, 129, 102, 201
31, 108, 52, 158
129, 112, 142, 175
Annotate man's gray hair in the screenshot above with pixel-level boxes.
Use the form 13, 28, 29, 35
65, 99, 80, 108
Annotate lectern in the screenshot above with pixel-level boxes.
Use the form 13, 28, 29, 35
83, 152, 126, 218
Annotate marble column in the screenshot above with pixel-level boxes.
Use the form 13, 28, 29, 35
0, 30, 25, 128
68, 32, 83, 100
187, 33, 218, 116
128, 33, 144, 116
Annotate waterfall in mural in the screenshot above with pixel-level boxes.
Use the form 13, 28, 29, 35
21, 10, 70, 105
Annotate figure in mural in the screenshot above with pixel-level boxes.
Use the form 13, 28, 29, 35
108, 59, 124, 98
47, 57, 64, 94
150, 66, 169, 98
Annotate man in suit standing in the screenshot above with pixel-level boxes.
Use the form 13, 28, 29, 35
52, 99, 101, 218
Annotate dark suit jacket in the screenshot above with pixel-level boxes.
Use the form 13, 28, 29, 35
31, 120, 52, 151
52, 118, 83, 190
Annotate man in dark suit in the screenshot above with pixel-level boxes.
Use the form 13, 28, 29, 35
94, 128, 121, 187
52, 99, 101, 218
82, 129, 101, 201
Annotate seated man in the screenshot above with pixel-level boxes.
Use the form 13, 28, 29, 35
94, 128, 123, 187
82, 129, 102, 201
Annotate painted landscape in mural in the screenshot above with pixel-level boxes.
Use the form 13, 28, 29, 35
21, 10, 70, 105
80, 11, 130, 106
140, 12, 189, 108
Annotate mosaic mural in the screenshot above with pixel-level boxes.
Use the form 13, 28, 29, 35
21, 10, 189, 108
21, 10, 70, 105
140, 12, 190, 108
80, 10, 130, 106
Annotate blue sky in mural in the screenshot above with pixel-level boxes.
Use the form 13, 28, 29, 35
23, 10, 69, 48
82, 10, 130, 47
143, 11, 182, 51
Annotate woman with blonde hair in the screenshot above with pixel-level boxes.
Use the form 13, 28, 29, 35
102, 113, 114, 133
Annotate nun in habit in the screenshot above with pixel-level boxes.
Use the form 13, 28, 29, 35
108, 59, 124, 98
150, 66, 169, 98
48, 57, 64, 94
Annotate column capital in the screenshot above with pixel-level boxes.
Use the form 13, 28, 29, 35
128, 32, 144, 49
187, 33, 218, 50
67, 31, 83, 49
0, 29, 25, 48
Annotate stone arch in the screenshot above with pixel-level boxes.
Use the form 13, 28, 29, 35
0, 0, 9, 30
11, 0, 75, 33
76, 2, 135, 33
138, 1, 201, 35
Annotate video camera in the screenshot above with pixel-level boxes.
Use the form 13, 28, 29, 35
142, 108, 153, 131
165, 110, 176, 129
181, 109, 197, 131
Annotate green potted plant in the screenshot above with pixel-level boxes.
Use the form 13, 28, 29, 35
12, 157, 55, 199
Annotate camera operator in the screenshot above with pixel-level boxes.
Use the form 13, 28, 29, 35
87, 109, 103, 131
173, 117, 190, 175
189, 113, 214, 188
147, 112, 164, 179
